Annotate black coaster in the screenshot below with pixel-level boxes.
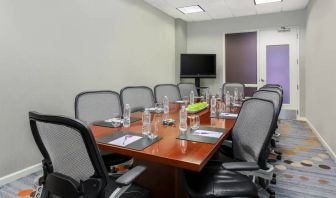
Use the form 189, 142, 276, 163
92, 117, 141, 128
97, 131, 161, 151
177, 127, 227, 144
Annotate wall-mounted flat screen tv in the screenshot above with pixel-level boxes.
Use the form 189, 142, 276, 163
180, 54, 216, 78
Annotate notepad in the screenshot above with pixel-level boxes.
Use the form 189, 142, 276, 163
219, 113, 238, 118
108, 135, 142, 147
193, 130, 222, 138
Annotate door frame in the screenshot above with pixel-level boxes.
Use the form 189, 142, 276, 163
222, 26, 300, 116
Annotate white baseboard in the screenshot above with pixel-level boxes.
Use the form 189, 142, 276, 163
300, 117, 336, 163
0, 163, 42, 186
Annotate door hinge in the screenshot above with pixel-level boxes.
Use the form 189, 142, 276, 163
297, 109, 299, 115
297, 84, 299, 90
297, 59, 299, 64
297, 34, 299, 39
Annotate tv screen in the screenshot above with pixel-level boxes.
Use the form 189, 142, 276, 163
180, 54, 216, 78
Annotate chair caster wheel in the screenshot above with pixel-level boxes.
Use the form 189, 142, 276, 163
273, 173, 277, 178
276, 155, 282, 160
270, 195, 275, 198
271, 178, 277, 185
267, 188, 275, 196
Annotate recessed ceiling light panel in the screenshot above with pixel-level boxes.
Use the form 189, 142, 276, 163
254, 0, 283, 5
177, 5, 204, 14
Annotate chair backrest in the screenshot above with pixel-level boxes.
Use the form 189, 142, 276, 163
259, 87, 283, 111
75, 91, 122, 124
253, 90, 281, 118
154, 84, 181, 103
231, 98, 276, 169
120, 86, 155, 112
263, 84, 283, 90
260, 87, 283, 96
222, 83, 245, 98
178, 83, 199, 98
29, 112, 109, 197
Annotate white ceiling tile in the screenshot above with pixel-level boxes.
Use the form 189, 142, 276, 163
256, 2, 283, 14
283, 0, 309, 11
225, 0, 257, 17
144, 0, 310, 22
198, 0, 233, 19
188, 12, 212, 21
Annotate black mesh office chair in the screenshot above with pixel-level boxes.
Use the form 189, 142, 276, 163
222, 83, 245, 99
263, 84, 283, 90
154, 84, 181, 103
75, 91, 123, 125
177, 83, 199, 98
184, 98, 276, 198
29, 111, 149, 198
120, 86, 155, 113
254, 89, 283, 163
75, 91, 133, 174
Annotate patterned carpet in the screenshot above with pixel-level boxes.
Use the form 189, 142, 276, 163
270, 120, 336, 198
0, 120, 335, 197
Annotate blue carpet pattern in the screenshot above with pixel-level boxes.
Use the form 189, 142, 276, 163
0, 120, 335, 197
270, 120, 336, 198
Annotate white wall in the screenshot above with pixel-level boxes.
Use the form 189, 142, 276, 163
0, 0, 175, 177
185, 10, 306, 114
175, 19, 187, 83
305, 0, 336, 153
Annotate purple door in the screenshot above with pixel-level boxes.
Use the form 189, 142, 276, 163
266, 44, 290, 104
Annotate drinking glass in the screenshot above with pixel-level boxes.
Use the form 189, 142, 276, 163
183, 96, 189, 105
110, 113, 122, 127
148, 119, 159, 140
239, 92, 244, 101
142, 112, 150, 136
216, 102, 223, 114
155, 103, 163, 114
190, 115, 200, 130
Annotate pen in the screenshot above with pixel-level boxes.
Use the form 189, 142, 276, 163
123, 135, 132, 145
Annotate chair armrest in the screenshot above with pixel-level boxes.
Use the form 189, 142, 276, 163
222, 162, 259, 171
115, 166, 147, 187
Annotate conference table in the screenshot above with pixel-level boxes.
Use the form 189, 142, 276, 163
91, 102, 239, 198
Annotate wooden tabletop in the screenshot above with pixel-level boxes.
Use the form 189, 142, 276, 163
91, 103, 238, 172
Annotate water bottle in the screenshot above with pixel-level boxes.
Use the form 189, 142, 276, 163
217, 88, 222, 99
179, 106, 188, 132
210, 96, 217, 115
225, 91, 231, 107
190, 91, 195, 104
163, 96, 169, 115
142, 109, 151, 136
123, 104, 131, 128
234, 88, 239, 105
205, 88, 210, 103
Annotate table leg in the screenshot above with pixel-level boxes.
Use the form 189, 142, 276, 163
133, 159, 188, 198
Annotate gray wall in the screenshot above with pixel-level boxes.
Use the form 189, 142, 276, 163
305, 0, 336, 152
185, 10, 307, 114
0, 0, 175, 177
175, 19, 187, 83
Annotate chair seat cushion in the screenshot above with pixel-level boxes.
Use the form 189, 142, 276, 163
184, 166, 258, 198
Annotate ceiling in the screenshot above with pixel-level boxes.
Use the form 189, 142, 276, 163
144, 0, 310, 22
